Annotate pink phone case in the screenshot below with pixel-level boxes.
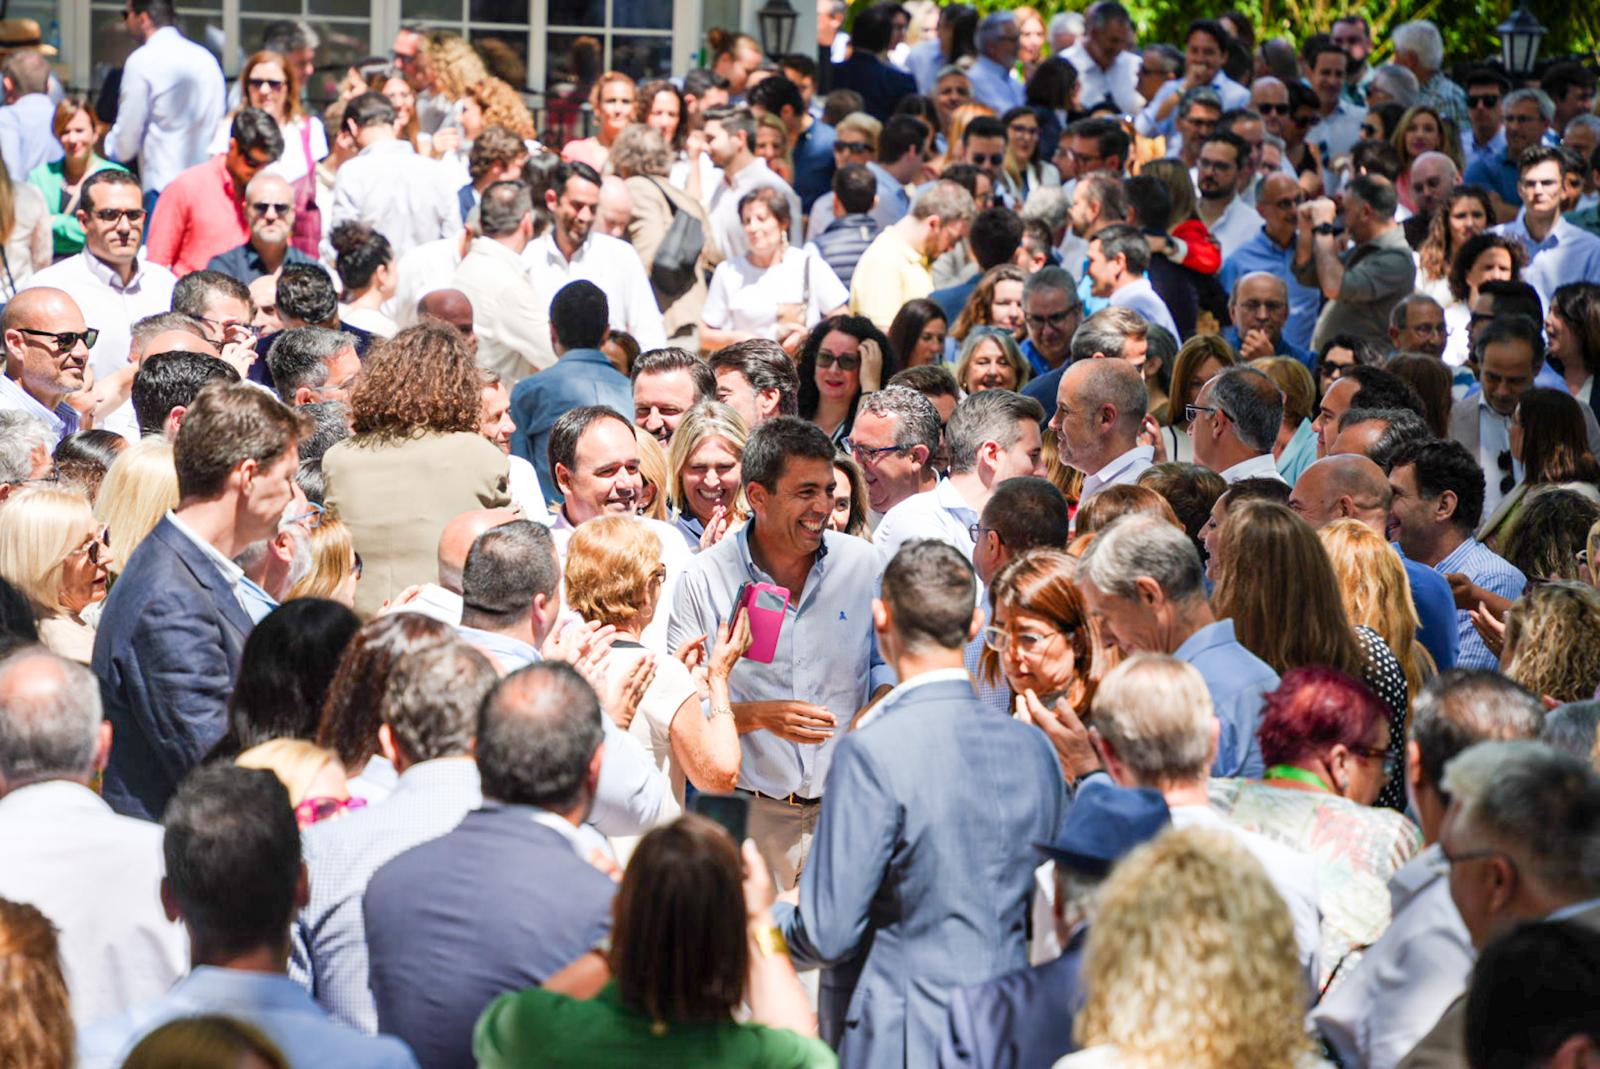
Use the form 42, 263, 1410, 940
741, 582, 790, 663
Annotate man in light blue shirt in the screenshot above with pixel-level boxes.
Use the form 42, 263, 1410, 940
1220, 173, 1322, 352
0, 52, 62, 182
1077, 513, 1273, 778
0, 288, 91, 441
1491, 146, 1600, 307
968, 12, 1025, 114
80, 765, 418, 1069
1135, 20, 1249, 140
1089, 223, 1180, 341
667, 417, 895, 888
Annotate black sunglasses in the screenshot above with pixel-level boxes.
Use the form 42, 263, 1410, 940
91, 207, 145, 223
1469, 94, 1502, 109
1256, 102, 1290, 115
816, 351, 862, 372
969, 152, 1004, 165
833, 141, 870, 154
248, 77, 287, 90
17, 327, 99, 350
1497, 449, 1516, 495
251, 201, 292, 216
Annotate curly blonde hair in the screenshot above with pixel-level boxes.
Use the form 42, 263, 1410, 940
1503, 581, 1600, 705
1074, 826, 1312, 1069
425, 31, 490, 101
1319, 519, 1435, 700
564, 514, 662, 630
467, 77, 537, 141
0, 898, 72, 1069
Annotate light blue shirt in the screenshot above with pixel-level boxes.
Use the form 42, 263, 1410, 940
80, 966, 419, 1069
666, 523, 896, 798
1220, 227, 1322, 352
0, 93, 62, 182
1136, 72, 1250, 139
866, 160, 911, 225
1491, 213, 1600, 308
905, 39, 948, 96
1108, 276, 1179, 341
967, 55, 1024, 114
872, 477, 979, 567
1307, 97, 1366, 164
0, 372, 77, 440
1275, 419, 1319, 487
236, 575, 278, 623
1463, 126, 1506, 176
1435, 537, 1527, 670
456, 625, 539, 671
964, 594, 1015, 717
1172, 618, 1274, 778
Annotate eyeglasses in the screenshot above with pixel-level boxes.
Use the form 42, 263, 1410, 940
286, 502, 325, 529
1468, 94, 1502, 109
1237, 299, 1287, 315
1266, 196, 1304, 211
967, 522, 1003, 544
1009, 124, 1039, 137
833, 141, 871, 154
251, 201, 292, 216
1255, 102, 1290, 115
352, 551, 364, 580
1025, 309, 1078, 328
1320, 361, 1353, 380
840, 437, 906, 464
815, 351, 862, 372
1348, 743, 1400, 782
16, 327, 99, 350
982, 625, 1068, 654
194, 314, 264, 339
248, 77, 287, 90
69, 526, 111, 567
1185, 403, 1220, 423
968, 152, 1004, 166
239, 152, 278, 170
1066, 148, 1103, 164
90, 207, 146, 224
1440, 840, 1513, 871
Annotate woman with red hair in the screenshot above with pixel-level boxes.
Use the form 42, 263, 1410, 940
1209, 666, 1423, 994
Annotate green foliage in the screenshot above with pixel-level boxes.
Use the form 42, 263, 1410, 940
969, 0, 1598, 66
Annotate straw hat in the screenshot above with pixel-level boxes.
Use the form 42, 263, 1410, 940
0, 19, 57, 58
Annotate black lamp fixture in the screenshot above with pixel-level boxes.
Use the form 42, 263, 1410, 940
1497, 5, 1548, 80
757, 0, 799, 58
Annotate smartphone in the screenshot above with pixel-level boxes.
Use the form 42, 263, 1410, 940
691, 792, 750, 844
740, 582, 790, 664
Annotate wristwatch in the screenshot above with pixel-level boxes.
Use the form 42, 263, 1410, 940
1312, 223, 1340, 236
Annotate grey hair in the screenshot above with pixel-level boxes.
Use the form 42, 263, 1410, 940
1078, 512, 1206, 602
1370, 65, 1421, 109
976, 11, 1018, 52
1506, 87, 1556, 124
131, 311, 206, 354
1090, 653, 1216, 783
477, 180, 533, 238
1021, 186, 1068, 235
1070, 306, 1148, 361
1389, 293, 1444, 331
1412, 669, 1546, 798
1092, 223, 1150, 275
1145, 42, 1183, 75
1566, 115, 1600, 140
0, 412, 55, 484
265, 326, 352, 398
608, 123, 674, 178
911, 179, 976, 223
1023, 264, 1077, 304
1177, 85, 1222, 118
380, 641, 497, 762
1208, 365, 1283, 453
1391, 21, 1444, 72
945, 389, 1044, 475
1073, 357, 1149, 434
1335, 407, 1430, 470
1049, 11, 1086, 38
858, 386, 943, 464
1085, 2, 1132, 31
0, 648, 103, 782
260, 18, 319, 53
232, 511, 313, 584
1230, 270, 1288, 304
935, 64, 971, 84
1443, 740, 1600, 900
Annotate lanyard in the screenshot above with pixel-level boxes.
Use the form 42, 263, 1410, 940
1264, 764, 1331, 792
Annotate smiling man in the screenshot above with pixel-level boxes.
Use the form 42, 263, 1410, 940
206, 172, 318, 284
0, 288, 92, 440
668, 416, 895, 890
146, 107, 284, 277
846, 385, 941, 519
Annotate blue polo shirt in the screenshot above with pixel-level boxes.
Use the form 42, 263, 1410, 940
1219, 226, 1323, 353
1464, 149, 1522, 211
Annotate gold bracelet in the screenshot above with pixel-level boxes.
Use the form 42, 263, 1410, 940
750, 924, 789, 958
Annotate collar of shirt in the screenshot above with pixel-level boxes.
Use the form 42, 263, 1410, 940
1082, 444, 1155, 499
735, 517, 830, 582
528, 230, 593, 270
457, 624, 540, 669
1218, 452, 1283, 483
163, 509, 246, 590
522, 804, 591, 858
1547, 896, 1600, 922
79, 247, 154, 294
1472, 127, 1506, 154
723, 155, 779, 195
392, 755, 480, 797
357, 139, 419, 162
168, 965, 318, 1011
1173, 617, 1235, 660
0, 374, 75, 438
878, 224, 930, 272
856, 666, 972, 731
1435, 536, 1489, 576
0, 778, 111, 819
1506, 212, 1584, 255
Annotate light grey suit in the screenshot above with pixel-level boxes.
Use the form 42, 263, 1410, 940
775, 674, 1066, 1068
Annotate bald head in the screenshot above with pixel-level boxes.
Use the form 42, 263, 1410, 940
2, 289, 90, 401
437, 506, 519, 593
0, 648, 106, 788
2, 287, 85, 336
597, 175, 632, 239
1288, 454, 1393, 533
418, 289, 475, 352
1054, 356, 1149, 475
1409, 151, 1461, 216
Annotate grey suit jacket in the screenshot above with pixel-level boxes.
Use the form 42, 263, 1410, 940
776, 675, 1066, 1069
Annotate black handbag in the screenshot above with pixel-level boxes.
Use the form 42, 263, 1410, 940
645, 177, 704, 303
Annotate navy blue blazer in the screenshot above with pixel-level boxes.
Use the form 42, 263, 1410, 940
93, 516, 255, 819
938, 929, 1086, 1069
930, 276, 980, 326
830, 55, 919, 122
776, 675, 1066, 1069
508, 347, 633, 502
363, 803, 615, 1069
458, 181, 476, 223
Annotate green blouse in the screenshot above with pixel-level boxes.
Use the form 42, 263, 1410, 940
474, 981, 838, 1069
26, 155, 129, 257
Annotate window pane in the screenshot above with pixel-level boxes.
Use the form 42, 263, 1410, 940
610, 35, 672, 82
471, 0, 531, 23
544, 31, 602, 145
238, 0, 298, 15
401, 0, 461, 23
238, 17, 374, 110
613, 0, 671, 31
546, 0, 602, 28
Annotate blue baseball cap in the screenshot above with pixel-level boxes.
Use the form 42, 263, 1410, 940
1036, 776, 1171, 877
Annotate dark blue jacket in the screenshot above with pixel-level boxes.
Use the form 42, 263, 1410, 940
93, 516, 255, 819
363, 803, 615, 1069
938, 930, 1087, 1069
508, 347, 633, 502
930, 276, 980, 325
830, 54, 918, 122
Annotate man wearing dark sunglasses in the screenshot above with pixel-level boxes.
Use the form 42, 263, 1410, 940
0, 288, 94, 441
145, 107, 284, 277
205, 172, 318, 285
1461, 67, 1511, 176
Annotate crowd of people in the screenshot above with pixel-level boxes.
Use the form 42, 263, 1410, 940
3, 0, 1600, 1066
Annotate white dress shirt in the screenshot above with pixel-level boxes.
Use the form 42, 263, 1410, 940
450, 236, 554, 383
1218, 451, 1288, 484
382, 234, 467, 327
1202, 196, 1266, 260
1063, 43, 1143, 115
1080, 444, 1155, 501
23, 250, 177, 438
1107, 276, 1179, 340
106, 27, 226, 193
702, 245, 850, 340
330, 140, 464, 259
522, 231, 667, 357
0, 780, 187, 1025
705, 158, 804, 264
872, 477, 982, 572
1312, 844, 1474, 1069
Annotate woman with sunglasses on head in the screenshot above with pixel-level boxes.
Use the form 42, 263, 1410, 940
29, 98, 127, 260
1207, 665, 1423, 993
212, 51, 326, 187
797, 314, 898, 447
0, 487, 109, 662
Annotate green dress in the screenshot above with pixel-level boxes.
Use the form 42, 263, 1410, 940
474, 981, 838, 1069
26, 155, 129, 258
